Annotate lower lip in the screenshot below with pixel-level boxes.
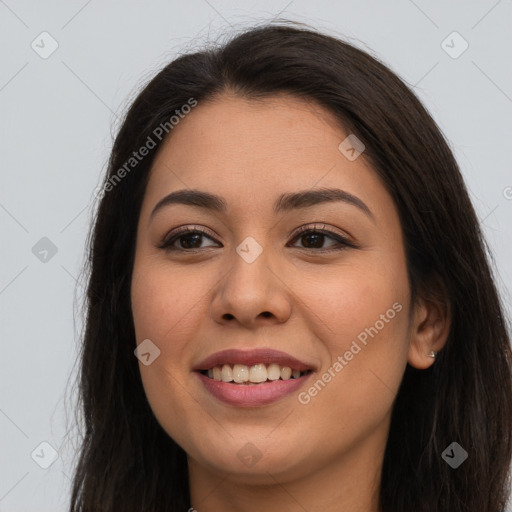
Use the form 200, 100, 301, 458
195, 371, 314, 407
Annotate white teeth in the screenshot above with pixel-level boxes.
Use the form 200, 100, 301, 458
221, 364, 234, 382
233, 364, 249, 383
280, 366, 292, 380
203, 363, 309, 383
267, 363, 281, 381
249, 364, 267, 383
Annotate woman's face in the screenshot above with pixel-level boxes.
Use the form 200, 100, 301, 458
131, 93, 415, 485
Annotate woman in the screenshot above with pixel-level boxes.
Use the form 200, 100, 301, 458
69, 20, 512, 512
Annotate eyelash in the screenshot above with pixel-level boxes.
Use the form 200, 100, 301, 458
158, 223, 358, 254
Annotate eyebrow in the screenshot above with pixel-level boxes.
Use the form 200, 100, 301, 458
149, 187, 374, 223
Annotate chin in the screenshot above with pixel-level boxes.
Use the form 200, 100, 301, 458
189, 434, 308, 481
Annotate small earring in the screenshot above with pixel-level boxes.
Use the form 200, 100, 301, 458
428, 350, 438, 358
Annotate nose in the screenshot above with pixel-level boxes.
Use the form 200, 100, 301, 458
209, 244, 292, 329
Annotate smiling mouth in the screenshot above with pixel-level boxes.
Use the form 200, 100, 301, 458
199, 363, 313, 385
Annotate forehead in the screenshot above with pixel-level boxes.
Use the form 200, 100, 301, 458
153, 92, 349, 166
142, 93, 395, 223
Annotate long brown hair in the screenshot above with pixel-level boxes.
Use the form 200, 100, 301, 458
68, 20, 512, 511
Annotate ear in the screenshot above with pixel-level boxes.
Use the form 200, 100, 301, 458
407, 276, 451, 370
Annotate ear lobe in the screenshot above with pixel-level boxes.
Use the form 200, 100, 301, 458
407, 279, 451, 370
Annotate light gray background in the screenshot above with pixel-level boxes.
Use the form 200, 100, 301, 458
1, 1, 511, 511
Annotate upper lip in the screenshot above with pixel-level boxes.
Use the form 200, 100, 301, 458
193, 348, 317, 372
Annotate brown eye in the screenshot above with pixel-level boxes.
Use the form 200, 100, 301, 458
159, 227, 219, 251
289, 224, 357, 252
158, 223, 357, 253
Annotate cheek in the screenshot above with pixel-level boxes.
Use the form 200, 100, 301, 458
130, 258, 203, 400
295, 254, 410, 347
131, 258, 208, 346
131, 259, 208, 445
294, 256, 410, 416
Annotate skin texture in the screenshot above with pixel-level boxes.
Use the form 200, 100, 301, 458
130, 92, 450, 512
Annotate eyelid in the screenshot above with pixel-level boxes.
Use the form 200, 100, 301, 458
290, 223, 354, 243
159, 224, 217, 247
